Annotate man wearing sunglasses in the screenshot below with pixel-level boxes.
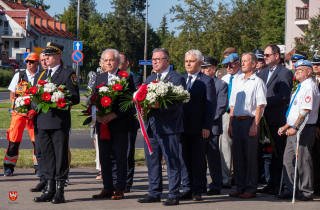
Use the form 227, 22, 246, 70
219, 53, 242, 189
4, 53, 40, 177
257, 44, 293, 195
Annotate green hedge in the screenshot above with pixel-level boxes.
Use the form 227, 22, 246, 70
0, 68, 13, 87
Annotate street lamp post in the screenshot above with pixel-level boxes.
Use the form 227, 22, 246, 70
143, 0, 148, 82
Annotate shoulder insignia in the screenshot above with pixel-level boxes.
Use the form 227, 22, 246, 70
71, 74, 78, 86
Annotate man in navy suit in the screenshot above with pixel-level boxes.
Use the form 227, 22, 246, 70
92, 49, 136, 200
257, 44, 293, 194
178, 50, 216, 201
137, 48, 186, 206
202, 55, 228, 195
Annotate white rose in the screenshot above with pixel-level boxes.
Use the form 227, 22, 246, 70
99, 86, 110, 93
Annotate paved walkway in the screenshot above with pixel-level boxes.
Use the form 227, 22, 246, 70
0, 167, 319, 210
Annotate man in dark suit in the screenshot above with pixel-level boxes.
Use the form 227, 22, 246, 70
33, 43, 80, 204
257, 44, 293, 194
202, 56, 228, 195
137, 48, 186, 206
92, 49, 136, 200
111, 52, 142, 193
179, 51, 216, 201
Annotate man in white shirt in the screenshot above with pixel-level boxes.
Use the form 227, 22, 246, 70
276, 60, 320, 201
228, 53, 267, 199
219, 53, 242, 188
4, 53, 39, 177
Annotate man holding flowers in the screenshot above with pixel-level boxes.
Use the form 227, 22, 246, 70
137, 48, 186, 206
91, 49, 135, 200
33, 42, 80, 204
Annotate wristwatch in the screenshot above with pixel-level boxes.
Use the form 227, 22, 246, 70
292, 125, 298, 130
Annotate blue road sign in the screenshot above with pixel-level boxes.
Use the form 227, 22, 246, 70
23, 52, 30, 63
76, 61, 83, 66
72, 51, 84, 63
73, 41, 83, 51
139, 60, 152, 65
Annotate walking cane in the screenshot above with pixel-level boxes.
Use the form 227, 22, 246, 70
292, 114, 309, 204
278, 170, 284, 195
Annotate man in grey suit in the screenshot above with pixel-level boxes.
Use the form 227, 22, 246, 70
202, 56, 228, 195
257, 44, 293, 194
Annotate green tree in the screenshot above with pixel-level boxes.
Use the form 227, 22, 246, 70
68, 0, 97, 21
7, 0, 50, 11
157, 14, 170, 44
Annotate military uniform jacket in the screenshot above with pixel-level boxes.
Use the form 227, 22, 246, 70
34, 66, 80, 130
92, 69, 136, 132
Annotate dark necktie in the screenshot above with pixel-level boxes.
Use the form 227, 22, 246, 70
48, 69, 52, 77
157, 73, 162, 81
187, 76, 193, 91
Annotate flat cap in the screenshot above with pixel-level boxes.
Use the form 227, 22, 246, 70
294, 59, 313, 69
312, 51, 320, 64
222, 53, 239, 64
291, 50, 307, 61
44, 42, 64, 55
201, 55, 219, 67
223, 47, 236, 56
254, 49, 264, 60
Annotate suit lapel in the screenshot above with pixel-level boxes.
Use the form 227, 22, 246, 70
51, 66, 63, 83
189, 72, 202, 92
266, 65, 281, 87
164, 69, 174, 81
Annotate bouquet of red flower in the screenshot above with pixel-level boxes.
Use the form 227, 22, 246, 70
14, 94, 37, 118
83, 71, 130, 140
27, 77, 72, 113
260, 116, 276, 155
292, 77, 300, 92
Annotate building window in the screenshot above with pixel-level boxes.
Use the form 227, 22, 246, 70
4, 41, 9, 56
14, 41, 19, 49
4, 21, 8, 35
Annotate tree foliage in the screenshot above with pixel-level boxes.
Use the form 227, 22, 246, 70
68, 0, 97, 22
7, 0, 50, 11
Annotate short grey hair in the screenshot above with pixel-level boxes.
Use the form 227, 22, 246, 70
152, 48, 170, 58
185, 50, 203, 62
100, 49, 122, 66
242, 52, 257, 63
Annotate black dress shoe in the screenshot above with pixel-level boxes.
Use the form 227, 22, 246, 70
267, 187, 281, 195
137, 195, 161, 203
202, 188, 207, 194
163, 198, 179, 206
30, 182, 46, 192
274, 193, 292, 199
296, 195, 313, 202
51, 180, 65, 204
222, 185, 232, 189
179, 191, 192, 200
192, 193, 201, 201
34, 180, 56, 202
206, 189, 221, 196
257, 185, 273, 193
124, 187, 130, 193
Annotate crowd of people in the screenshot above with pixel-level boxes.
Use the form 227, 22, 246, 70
4, 42, 320, 205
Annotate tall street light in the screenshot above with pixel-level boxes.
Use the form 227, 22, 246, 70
143, 0, 148, 82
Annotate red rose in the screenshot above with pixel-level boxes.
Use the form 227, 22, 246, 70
266, 147, 274, 153
37, 80, 48, 86
112, 84, 123, 92
90, 93, 98, 102
42, 92, 51, 101
24, 98, 31, 105
152, 81, 159, 83
29, 87, 38, 95
96, 83, 106, 89
136, 92, 146, 102
101, 96, 112, 107
118, 71, 129, 78
87, 104, 92, 115
24, 89, 29, 95
58, 87, 65, 93
293, 78, 296, 82
56, 98, 67, 108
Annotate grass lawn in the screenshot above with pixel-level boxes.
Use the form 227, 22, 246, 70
0, 149, 146, 169
0, 87, 9, 91
0, 110, 11, 129
79, 84, 88, 89
0, 103, 11, 108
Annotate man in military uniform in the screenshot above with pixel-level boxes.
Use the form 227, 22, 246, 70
33, 43, 80, 204
215, 47, 237, 79
4, 53, 40, 176
201, 55, 228, 195
290, 50, 307, 76
254, 49, 267, 75
276, 60, 320, 201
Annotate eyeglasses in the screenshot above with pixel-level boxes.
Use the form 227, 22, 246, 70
40, 59, 46, 63
224, 63, 235, 68
313, 63, 320, 66
26, 60, 35, 64
151, 58, 166, 62
263, 53, 275, 58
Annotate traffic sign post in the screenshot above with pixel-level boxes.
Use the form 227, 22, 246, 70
73, 41, 83, 51
72, 51, 83, 78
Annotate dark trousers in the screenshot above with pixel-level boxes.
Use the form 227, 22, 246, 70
232, 118, 258, 194
38, 128, 69, 181
268, 126, 286, 187
111, 130, 137, 188
180, 133, 207, 194
97, 124, 128, 191
207, 135, 223, 191
144, 127, 181, 199
312, 134, 320, 192
34, 126, 45, 183
283, 126, 316, 198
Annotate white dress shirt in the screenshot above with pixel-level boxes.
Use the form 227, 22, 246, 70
157, 66, 170, 81
221, 70, 242, 84
266, 64, 278, 84
47, 64, 61, 77
186, 70, 200, 89
8, 69, 39, 92
229, 73, 267, 117
107, 69, 118, 85
286, 77, 320, 126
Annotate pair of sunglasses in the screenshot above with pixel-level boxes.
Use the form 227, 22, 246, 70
26, 60, 35, 64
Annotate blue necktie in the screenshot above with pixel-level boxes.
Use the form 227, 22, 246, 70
187, 76, 193, 91
227, 75, 234, 111
286, 83, 301, 117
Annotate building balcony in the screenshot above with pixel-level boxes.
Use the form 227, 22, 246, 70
1, 30, 25, 38
295, 7, 309, 25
